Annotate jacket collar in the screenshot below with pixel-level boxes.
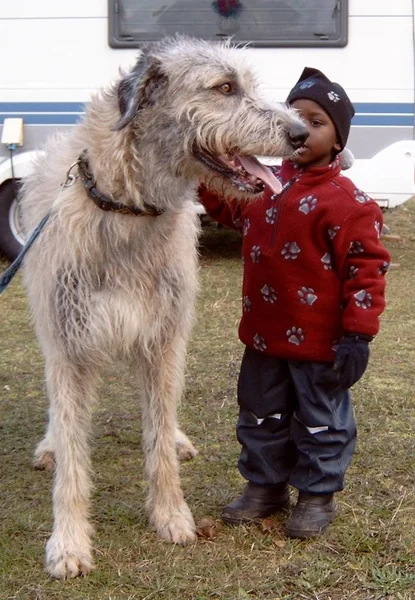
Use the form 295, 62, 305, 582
280, 157, 342, 187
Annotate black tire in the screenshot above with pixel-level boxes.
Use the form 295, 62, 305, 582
0, 179, 24, 260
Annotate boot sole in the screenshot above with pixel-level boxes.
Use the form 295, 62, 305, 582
285, 512, 335, 539
221, 501, 290, 526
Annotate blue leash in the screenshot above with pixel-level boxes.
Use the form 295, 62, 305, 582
0, 213, 50, 294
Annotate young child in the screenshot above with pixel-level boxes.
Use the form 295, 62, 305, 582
198, 67, 391, 538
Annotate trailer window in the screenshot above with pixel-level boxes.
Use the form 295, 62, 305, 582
108, 0, 348, 48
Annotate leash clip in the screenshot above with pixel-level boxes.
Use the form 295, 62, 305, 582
62, 160, 80, 188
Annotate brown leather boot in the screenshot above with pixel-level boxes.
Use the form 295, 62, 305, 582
221, 482, 290, 525
285, 492, 336, 539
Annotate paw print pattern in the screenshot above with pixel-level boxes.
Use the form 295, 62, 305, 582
242, 218, 251, 236
265, 206, 278, 224
261, 284, 277, 303
328, 91, 340, 102
374, 220, 381, 238
242, 296, 252, 312
349, 241, 364, 255
286, 326, 305, 346
354, 189, 371, 204
328, 225, 340, 239
250, 245, 261, 263
354, 289, 372, 309
348, 265, 359, 279
299, 80, 316, 89
298, 195, 318, 215
378, 261, 390, 275
321, 252, 332, 270
298, 286, 317, 305
253, 334, 267, 352
281, 241, 301, 260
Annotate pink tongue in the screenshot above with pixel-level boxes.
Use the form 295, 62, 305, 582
238, 156, 282, 194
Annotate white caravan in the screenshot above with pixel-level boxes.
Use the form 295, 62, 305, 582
0, 0, 414, 259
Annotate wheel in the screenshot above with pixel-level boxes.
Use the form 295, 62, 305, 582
0, 179, 25, 260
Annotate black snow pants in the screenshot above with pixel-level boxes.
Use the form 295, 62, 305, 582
236, 347, 357, 494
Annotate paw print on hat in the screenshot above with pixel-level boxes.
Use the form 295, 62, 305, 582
250, 245, 261, 263
265, 206, 278, 224
328, 91, 340, 102
253, 333, 267, 352
298, 195, 318, 215
286, 326, 305, 346
281, 241, 301, 260
299, 80, 316, 89
354, 289, 372, 309
298, 286, 317, 305
261, 284, 277, 303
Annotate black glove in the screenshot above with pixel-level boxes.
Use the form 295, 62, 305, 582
333, 333, 373, 389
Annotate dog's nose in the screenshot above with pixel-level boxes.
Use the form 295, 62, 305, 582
287, 123, 309, 149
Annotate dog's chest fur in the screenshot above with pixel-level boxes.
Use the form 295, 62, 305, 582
48, 209, 200, 362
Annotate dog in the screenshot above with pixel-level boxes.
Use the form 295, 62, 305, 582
19, 35, 308, 579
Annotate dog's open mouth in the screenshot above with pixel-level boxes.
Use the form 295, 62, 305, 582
194, 147, 282, 194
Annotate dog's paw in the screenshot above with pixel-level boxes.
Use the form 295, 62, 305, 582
176, 440, 198, 461
33, 450, 56, 472
175, 428, 198, 461
152, 502, 197, 545
45, 535, 94, 579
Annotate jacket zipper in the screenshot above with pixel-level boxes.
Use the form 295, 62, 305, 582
268, 176, 299, 250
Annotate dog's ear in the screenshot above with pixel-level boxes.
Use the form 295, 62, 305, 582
115, 53, 168, 131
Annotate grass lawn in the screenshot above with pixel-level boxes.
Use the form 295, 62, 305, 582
0, 199, 414, 600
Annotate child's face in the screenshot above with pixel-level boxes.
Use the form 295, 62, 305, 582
289, 99, 341, 167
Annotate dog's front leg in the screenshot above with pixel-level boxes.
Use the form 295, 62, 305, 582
138, 340, 197, 545
43, 358, 97, 578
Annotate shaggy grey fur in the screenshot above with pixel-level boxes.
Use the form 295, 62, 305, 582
19, 35, 307, 579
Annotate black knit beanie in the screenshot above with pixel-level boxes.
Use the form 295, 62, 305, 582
286, 67, 355, 150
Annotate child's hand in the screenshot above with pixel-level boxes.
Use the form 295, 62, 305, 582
333, 334, 372, 388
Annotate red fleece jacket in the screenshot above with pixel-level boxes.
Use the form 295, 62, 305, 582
199, 158, 391, 361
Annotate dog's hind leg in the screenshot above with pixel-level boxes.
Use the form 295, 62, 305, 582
139, 337, 197, 545
175, 426, 198, 461
42, 356, 98, 579
33, 405, 57, 472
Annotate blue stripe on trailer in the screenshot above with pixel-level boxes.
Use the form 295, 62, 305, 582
0, 113, 83, 125
352, 115, 414, 126
0, 102, 414, 127
0, 102, 86, 112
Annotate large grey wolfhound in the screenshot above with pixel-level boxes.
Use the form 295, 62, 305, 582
20, 36, 307, 578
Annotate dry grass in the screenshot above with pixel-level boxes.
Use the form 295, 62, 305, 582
1, 200, 414, 600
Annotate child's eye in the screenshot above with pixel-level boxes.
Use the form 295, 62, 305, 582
310, 120, 323, 127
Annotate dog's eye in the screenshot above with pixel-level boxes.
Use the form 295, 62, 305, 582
218, 83, 233, 95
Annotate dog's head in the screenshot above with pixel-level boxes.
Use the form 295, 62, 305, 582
115, 36, 308, 196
